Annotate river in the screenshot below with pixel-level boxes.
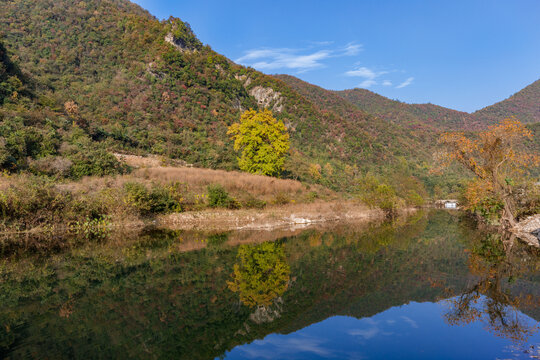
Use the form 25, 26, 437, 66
1, 210, 539, 359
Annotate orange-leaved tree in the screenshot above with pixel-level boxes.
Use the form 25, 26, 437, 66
437, 118, 539, 228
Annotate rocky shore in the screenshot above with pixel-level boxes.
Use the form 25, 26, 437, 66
514, 214, 540, 247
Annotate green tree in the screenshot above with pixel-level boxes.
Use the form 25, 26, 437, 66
227, 109, 290, 176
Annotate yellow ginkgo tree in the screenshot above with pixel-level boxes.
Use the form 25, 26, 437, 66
227, 109, 290, 177
227, 242, 290, 308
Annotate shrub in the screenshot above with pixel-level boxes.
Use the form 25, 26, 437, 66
374, 184, 399, 216
406, 190, 425, 207
69, 149, 128, 179
150, 182, 183, 214
29, 156, 72, 177
272, 192, 290, 205
307, 191, 319, 202
471, 196, 505, 224
0, 176, 69, 227
207, 184, 239, 209
242, 195, 266, 209
124, 182, 182, 215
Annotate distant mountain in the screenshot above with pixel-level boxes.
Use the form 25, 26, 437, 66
474, 79, 540, 125
334, 80, 540, 131
274, 74, 434, 156
335, 87, 476, 131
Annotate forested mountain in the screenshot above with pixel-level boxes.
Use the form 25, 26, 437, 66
0, 0, 438, 191
335, 87, 475, 131
474, 79, 540, 125
0, 0, 537, 194
334, 79, 540, 131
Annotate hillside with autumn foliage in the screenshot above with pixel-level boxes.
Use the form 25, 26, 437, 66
0, 0, 443, 191
474, 79, 540, 125
333, 78, 540, 131
0, 0, 538, 206
334, 87, 476, 131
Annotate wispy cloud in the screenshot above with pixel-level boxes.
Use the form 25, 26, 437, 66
396, 77, 414, 89
236, 48, 331, 72
239, 335, 332, 359
345, 67, 378, 78
237, 42, 412, 88
345, 66, 388, 88
401, 316, 419, 328
348, 328, 380, 339
236, 42, 361, 73
343, 42, 363, 56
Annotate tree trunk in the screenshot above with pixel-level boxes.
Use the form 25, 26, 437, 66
501, 196, 516, 229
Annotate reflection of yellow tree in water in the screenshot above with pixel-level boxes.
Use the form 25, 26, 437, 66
228, 242, 290, 307
445, 234, 539, 343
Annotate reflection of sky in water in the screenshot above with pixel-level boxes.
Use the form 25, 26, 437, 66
222, 299, 540, 360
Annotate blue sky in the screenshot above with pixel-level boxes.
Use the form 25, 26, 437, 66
132, 0, 540, 112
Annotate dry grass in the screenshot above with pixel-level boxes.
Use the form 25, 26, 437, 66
134, 166, 306, 197
109, 153, 316, 198
113, 153, 163, 168
0, 161, 339, 235
56, 164, 332, 204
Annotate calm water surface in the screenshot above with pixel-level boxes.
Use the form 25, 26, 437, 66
1, 211, 539, 359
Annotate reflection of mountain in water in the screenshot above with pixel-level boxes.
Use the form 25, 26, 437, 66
0, 211, 539, 359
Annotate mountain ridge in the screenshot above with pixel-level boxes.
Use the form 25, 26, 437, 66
330, 78, 540, 131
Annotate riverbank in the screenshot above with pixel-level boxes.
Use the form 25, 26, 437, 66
0, 200, 414, 256
156, 200, 390, 231
0, 162, 334, 234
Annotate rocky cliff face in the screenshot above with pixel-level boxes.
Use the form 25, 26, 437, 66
235, 75, 284, 113
164, 33, 195, 52
249, 86, 284, 113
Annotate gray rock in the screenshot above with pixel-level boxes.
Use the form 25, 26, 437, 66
514, 214, 540, 247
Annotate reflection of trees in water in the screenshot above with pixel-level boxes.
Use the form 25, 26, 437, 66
227, 242, 290, 307
444, 233, 540, 343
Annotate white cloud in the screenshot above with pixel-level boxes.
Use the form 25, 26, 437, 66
382, 80, 393, 86
236, 48, 331, 72
345, 67, 378, 78
251, 50, 331, 72
348, 327, 380, 339
236, 42, 362, 73
401, 316, 419, 328
396, 77, 414, 89
343, 42, 363, 56
239, 335, 331, 359
359, 79, 377, 88
310, 40, 335, 46
345, 66, 388, 88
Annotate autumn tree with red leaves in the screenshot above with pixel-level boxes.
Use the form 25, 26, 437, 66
437, 118, 539, 228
